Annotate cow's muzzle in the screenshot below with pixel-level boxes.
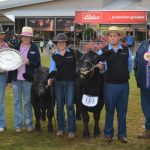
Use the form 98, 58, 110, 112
33, 82, 49, 96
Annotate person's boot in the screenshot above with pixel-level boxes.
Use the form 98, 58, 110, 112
138, 130, 150, 139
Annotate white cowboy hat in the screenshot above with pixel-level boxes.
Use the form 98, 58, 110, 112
20, 26, 33, 37
102, 26, 126, 37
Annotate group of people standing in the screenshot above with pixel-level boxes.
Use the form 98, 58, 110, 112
0, 24, 150, 143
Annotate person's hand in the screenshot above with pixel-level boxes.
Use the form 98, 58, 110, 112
95, 61, 104, 70
47, 79, 53, 86
148, 61, 150, 66
7, 83, 12, 88
23, 58, 30, 65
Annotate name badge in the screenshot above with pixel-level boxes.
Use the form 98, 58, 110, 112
82, 94, 98, 107
30, 51, 36, 54
66, 56, 73, 59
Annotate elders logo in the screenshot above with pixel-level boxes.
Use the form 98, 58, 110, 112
83, 14, 101, 22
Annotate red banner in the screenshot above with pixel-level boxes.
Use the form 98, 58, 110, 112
75, 11, 147, 24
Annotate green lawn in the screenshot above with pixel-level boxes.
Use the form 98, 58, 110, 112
0, 55, 150, 150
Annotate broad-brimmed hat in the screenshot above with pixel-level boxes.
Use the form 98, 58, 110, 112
20, 26, 33, 37
53, 33, 68, 42
102, 26, 126, 37
0, 24, 5, 34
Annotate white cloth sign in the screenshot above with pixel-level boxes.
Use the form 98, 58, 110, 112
82, 94, 98, 107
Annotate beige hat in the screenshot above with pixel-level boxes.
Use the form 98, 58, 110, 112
20, 26, 33, 37
102, 26, 125, 37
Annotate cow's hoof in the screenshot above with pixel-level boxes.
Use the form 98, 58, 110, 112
93, 133, 100, 138
82, 134, 90, 139
35, 128, 41, 132
35, 126, 41, 132
48, 128, 53, 134
41, 117, 46, 121
94, 127, 101, 138
41, 115, 46, 121
48, 125, 53, 133
48, 122, 53, 134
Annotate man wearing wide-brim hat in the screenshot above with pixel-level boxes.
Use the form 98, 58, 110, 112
96, 26, 132, 143
0, 24, 8, 132
102, 26, 126, 37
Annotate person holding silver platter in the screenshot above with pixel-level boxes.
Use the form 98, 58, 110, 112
7, 26, 41, 133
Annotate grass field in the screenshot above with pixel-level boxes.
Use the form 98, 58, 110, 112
0, 55, 150, 150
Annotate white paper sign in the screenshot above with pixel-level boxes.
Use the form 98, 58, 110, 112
82, 94, 98, 107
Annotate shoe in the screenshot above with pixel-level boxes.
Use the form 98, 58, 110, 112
68, 132, 75, 139
119, 137, 128, 143
104, 136, 112, 143
56, 130, 63, 136
138, 130, 150, 139
0, 128, 4, 132
15, 128, 21, 133
27, 127, 33, 132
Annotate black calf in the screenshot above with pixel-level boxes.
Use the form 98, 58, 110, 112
23, 66, 55, 133
76, 50, 104, 138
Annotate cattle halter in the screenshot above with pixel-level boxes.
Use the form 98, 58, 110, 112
80, 61, 96, 79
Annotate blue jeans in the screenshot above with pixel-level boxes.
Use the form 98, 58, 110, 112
55, 81, 76, 133
104, 82, 129, 138
140, 88, 150, 130
0, 74, 7, 128
12, 80, 33, 129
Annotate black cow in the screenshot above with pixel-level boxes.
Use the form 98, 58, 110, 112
23, 66, 55, 133
76, 50, 104, 139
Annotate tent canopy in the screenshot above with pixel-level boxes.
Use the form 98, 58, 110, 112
0, 13, 14, 24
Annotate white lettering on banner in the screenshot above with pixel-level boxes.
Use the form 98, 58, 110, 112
83, 14, 100, 21
82, 94, 98, 107
130, 16, 145, 19
112, 16, 145, 19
